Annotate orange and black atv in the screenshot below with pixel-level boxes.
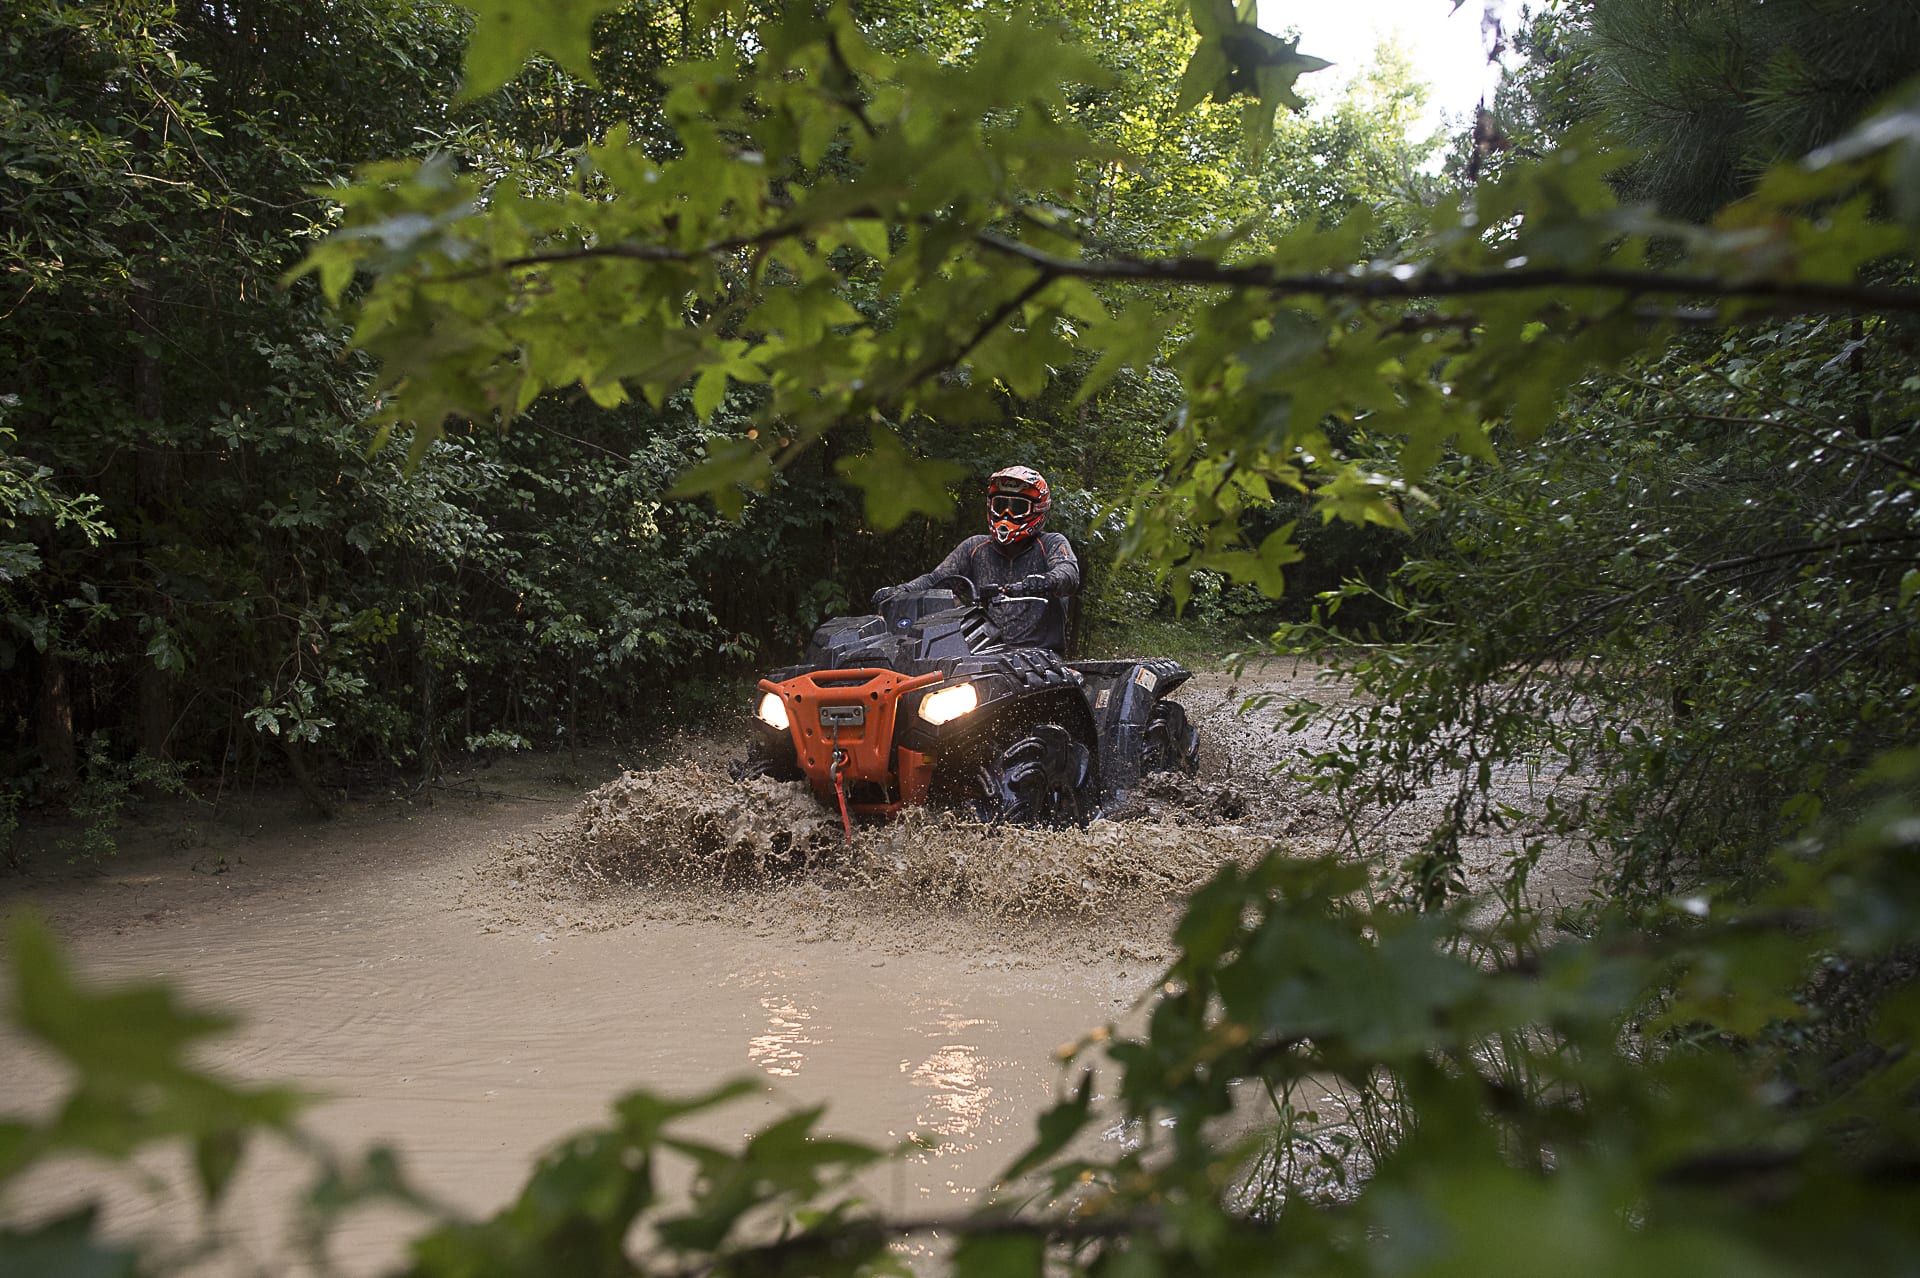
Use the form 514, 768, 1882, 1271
741, 577, 1199, 830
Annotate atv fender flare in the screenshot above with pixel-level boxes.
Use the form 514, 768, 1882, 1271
1070, 658, 1193, 806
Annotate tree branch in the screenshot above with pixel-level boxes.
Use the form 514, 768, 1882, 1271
886, 270, 1052, 397
972, 232, 1920, 315
1687, 531, 1920, 578
656, 1207, 1160, 1278
1618, 409, 1920, 480
431, 225, 1920, 320
438, 209, 877, 284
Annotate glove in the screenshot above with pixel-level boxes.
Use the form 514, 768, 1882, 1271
1019, 574, 1052, 597
871, 585, 901, 611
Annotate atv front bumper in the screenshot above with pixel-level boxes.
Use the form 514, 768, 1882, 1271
756, 667, 945, 814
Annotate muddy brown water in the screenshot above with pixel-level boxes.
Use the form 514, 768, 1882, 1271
0, 663, 1591, 1273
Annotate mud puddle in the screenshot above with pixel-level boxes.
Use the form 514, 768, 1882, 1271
0, 660, 1590, 1273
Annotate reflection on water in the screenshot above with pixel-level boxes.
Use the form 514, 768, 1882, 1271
748, 994, 818, 1078
734, 982, 1019, 1156
905, 1004, 1002, 1149
908, 1043, 994, 1140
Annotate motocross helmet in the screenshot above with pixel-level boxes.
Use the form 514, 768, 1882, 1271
987, 465, 1050, 546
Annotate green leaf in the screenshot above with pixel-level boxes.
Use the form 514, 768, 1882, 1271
458, 0, 624, 98
144, 629, 185, 674
844, 219, 891, 264
1204, 522, 1304, 597
11, 914, 230, 1069
1312, 467, 1410, 531
798, 104, 840, 170
1806, 78, 1920, 222
616, 1079, 759, 1147
0, 1121, 39, 1188
1174, 37, 1229, 115
833, 427, 968, 530
194, 1128, 246, 1205
693, 365, 730, 423
1000, 1072, 1092, 1181
667, 437, 772, 519
1188, 0, 1235, 39
1075, 302, 1169, 405
952, 1230, 1044, 1278
0, 1208, 138, 1278
303, 1145, 436, 1234
5, 914, 304, 1175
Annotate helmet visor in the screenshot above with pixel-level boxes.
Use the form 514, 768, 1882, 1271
989, 493, 1033, 519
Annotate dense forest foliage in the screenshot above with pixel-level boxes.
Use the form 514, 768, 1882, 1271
1293, 0, 1920, 902
1, 0, 1424, 828
6, 0, 1920, 1274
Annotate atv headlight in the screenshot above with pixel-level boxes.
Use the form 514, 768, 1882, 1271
918, 681, 979, 725
756, 691, 790, 731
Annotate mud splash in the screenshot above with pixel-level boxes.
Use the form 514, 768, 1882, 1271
463, 757, 1278, 940
453, 661, 1592, 942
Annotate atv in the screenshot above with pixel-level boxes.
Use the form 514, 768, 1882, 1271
743, 577, 1200, 831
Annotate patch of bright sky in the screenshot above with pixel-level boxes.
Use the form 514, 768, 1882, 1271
1261, 0, 1517, 136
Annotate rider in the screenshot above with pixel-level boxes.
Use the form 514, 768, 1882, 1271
872, 465, 1080, 653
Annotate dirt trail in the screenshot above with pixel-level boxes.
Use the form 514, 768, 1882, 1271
0, 661, 1590, 1274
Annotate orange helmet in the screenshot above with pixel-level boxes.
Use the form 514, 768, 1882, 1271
987, 465, 1050, 546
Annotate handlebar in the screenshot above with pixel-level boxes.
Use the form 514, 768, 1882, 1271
927, 573, 976, 603
902, 575, 1052, 606
913, 576, 1048, 607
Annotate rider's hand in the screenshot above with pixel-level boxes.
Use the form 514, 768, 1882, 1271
1019, 574, 1051, 597
871, 585, 900, 610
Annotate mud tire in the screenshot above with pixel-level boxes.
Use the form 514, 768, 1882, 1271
981, 722, 1093, 826
1142, 699, 1200, 776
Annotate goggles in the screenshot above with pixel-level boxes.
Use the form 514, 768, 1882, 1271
989, 493, 1034, 519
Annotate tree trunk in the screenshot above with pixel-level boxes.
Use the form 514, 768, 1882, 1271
419, 614, 437, 785
282, 737, 334, 820
132, 286, 174, 764
567, 661, 578, 761
34, 651, 77, 782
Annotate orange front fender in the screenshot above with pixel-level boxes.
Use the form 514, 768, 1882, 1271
759, 668, 944, 809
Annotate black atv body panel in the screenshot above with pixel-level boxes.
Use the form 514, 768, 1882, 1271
1069, 658, 1193, 806
752, 586, 1197, 818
